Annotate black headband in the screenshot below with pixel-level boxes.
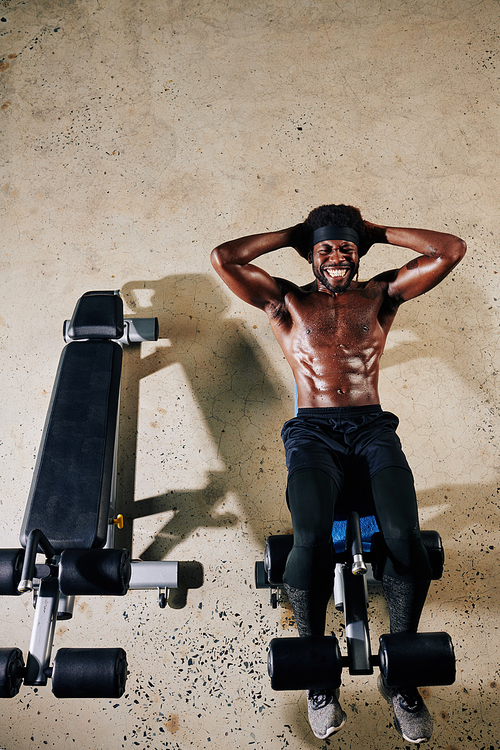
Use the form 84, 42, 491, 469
311, 225, 360, 248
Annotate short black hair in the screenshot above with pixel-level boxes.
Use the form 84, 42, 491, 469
302, 204, 368, 259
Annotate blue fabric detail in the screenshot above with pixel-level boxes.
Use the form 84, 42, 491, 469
331, 514, 379, 554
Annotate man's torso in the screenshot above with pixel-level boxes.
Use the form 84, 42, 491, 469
267, 275, 400, 408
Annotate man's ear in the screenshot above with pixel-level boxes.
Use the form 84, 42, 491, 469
307, 250, 312, 264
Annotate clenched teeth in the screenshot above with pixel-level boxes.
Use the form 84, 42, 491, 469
325, 268, 348, 278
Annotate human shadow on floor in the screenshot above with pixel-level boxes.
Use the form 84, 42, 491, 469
116, 274, 290, 575
375, 264, 498, 409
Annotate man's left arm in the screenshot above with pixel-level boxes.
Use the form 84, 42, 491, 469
364, 222, 467, 303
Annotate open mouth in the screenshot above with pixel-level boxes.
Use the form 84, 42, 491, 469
324, 267, 349, 279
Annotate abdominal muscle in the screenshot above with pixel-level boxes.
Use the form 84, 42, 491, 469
269, 288, 390, 409
290, 348, 382, 408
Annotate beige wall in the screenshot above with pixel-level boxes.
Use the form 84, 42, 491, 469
1, 0, 499, 747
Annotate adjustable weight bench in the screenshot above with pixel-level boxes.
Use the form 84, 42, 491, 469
256, 511, 455, 691
0, 291, 179, 699
255, 392, 456, 693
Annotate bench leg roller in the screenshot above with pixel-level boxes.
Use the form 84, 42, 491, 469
379, 632, 456, 687
0, 550, 25, 596
59, 549, 131, 595
51, 648, 127, 698
268, 636, 342, 691
0, 648, 25, 698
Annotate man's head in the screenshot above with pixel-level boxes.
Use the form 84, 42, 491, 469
301, 204, 367, 294
303, 204, 367, 258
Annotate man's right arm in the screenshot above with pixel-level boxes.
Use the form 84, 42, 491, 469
210, 225, 304, 311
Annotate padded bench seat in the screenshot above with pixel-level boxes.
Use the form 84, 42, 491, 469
20, 340, 122, 552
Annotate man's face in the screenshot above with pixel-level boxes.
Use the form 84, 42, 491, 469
310, 240, 359, 294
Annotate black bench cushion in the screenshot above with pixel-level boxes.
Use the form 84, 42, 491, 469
67, 291, 124, 340
20, 340, 122, 552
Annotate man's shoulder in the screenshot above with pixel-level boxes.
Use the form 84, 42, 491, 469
357, 269, 397, 294
265, 277, 316, 324
363, 268, 399, 286
360, 269, 402, 312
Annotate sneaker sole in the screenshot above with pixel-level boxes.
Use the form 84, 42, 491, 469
395, 718, 429, 744
313, 713, 347, 740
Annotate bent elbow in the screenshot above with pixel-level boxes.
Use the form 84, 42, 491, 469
456, 237, 467, 256
453, 237, 467, 262
444, 236, 467, 266
210, 246, 225, 271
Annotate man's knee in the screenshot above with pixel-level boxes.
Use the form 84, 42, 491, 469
293, 525, 333, 547
371, 467, 432, 580
283, 540, 334, 592
383, 536, 433, 581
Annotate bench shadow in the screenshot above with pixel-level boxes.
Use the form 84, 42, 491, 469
116, 274, 290, 606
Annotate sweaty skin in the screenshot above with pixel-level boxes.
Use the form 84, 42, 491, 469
211, 220, 466, 408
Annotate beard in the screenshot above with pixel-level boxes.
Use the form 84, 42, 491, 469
313, 261, 357, 294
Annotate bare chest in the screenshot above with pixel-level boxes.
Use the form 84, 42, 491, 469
280, 289, 389, 350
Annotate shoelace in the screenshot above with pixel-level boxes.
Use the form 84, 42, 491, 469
309, 690, 334, 710
398, 689, 423, 713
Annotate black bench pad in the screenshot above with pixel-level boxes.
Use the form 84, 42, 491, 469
67, 291, 124, 340
20, 340, 122, 552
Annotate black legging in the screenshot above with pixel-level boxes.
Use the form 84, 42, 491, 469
283, 465, 433, 592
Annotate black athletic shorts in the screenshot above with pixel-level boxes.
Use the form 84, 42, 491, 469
281, 405, 411, 493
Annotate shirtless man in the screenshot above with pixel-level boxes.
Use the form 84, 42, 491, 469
211, 204, 466, 743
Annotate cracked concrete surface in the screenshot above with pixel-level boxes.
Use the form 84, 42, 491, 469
1, 0, 499, 748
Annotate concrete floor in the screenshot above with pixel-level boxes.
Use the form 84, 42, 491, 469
1, 0, 499, 748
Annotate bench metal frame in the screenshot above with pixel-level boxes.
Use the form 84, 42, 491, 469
0, 291, 180, 697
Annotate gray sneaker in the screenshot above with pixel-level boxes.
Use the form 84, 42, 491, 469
378, 675, 433, 744
307, 688, 346, 739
